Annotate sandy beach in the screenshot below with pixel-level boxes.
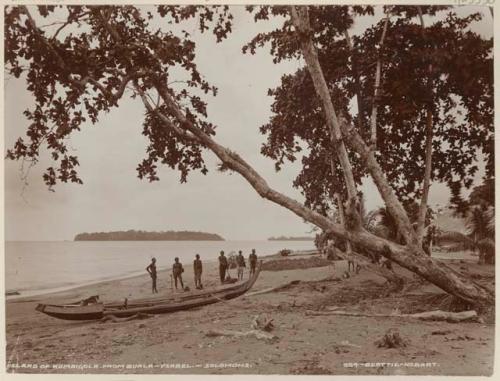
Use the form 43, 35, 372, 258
5, 252, 495, 375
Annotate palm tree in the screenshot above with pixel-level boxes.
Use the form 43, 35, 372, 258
466, 206, 494, 240
371, 201, 430, 244
436, 205, 495, 264
466, 205, 495, 264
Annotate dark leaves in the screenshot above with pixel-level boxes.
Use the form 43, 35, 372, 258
137, 105, 209, 183
5, 5, 223, 189
253, 5, 492, 213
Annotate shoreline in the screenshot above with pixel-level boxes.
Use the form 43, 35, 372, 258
6, 258, 220, 302
7, 249, 317, 302
6, 240, 317, 300
5, 253, 494, 375
6, 248, 473, 301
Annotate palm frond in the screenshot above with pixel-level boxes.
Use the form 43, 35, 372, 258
477, 237, 495, 254
363, 210, 379, 232
466, 206, 491, 239
484, 206, 495, 238
437, 230, 474, 247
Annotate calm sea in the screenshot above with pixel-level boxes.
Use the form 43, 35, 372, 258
5, 240, 315, 297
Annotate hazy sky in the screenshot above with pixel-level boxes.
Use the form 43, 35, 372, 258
3, 5, 493, 241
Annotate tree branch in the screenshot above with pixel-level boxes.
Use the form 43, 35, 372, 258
334, 191, 353, 255
152, 79, 350, 236
416, 110, 433, 243
151, 73, 495, 307
369, 9, 390, 149
52, 20, 71, 39
342, 29, 366, 131
415, 6, 434, 244
135, 85, 202, 144
289, 6, 418, 247
68, 72, 137, 106
19, 6, 135, 106
88, 5, 493, 307
339, 121, 417, 246
20, 7, 68, 71
290, 6, 358, 202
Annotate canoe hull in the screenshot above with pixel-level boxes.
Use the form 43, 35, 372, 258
35, 261, 261, 321
35, 303, 105, 321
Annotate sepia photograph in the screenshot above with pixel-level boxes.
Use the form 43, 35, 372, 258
3, 1, 496, 377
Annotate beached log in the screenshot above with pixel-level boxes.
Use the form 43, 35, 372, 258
325, 306, 342, 311
246, 280, 301, 297
408, 310, 477, 323
205, 329, 278, 342
305, 309, 478, 323
305, 310, 392, 318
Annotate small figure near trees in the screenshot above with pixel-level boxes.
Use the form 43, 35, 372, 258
347, 258, 356, 272
326, 244, 337, 261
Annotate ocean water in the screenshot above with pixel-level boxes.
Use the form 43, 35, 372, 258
5, 240, 315, 297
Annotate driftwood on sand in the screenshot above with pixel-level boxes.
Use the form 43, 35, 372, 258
251, 314, 274, 331
407, 310, 478, 323
100, 313, 154, 323
205, 313, 278, 342
205, 329, 278, 342
246, 280, 301, 297
305, 309, 478, 323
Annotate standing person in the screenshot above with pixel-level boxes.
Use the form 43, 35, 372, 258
172, 257, 184, 291
193, 254, 203, 289
146, 257, 158, 294
218, 251, 228, 284
249, 249, 258, 276
236, 250, 246, 281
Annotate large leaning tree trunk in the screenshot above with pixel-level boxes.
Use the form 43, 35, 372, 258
286, 6, 492, 308
7, 6, 493, 309
143, 18, 491, 307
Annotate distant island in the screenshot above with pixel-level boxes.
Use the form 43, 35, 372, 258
74, 230, 225, 241
268, 236, 314, 241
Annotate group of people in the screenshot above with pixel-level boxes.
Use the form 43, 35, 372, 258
145, 249, 258, 294
217, 249, 258, 283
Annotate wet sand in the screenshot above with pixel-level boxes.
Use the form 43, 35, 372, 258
5, 253, 495, 375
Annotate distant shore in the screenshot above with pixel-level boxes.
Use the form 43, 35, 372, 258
74, 230, 225, 241
268, 236, 314, 241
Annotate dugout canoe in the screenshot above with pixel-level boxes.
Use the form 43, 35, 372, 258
35, 261, 262, 321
